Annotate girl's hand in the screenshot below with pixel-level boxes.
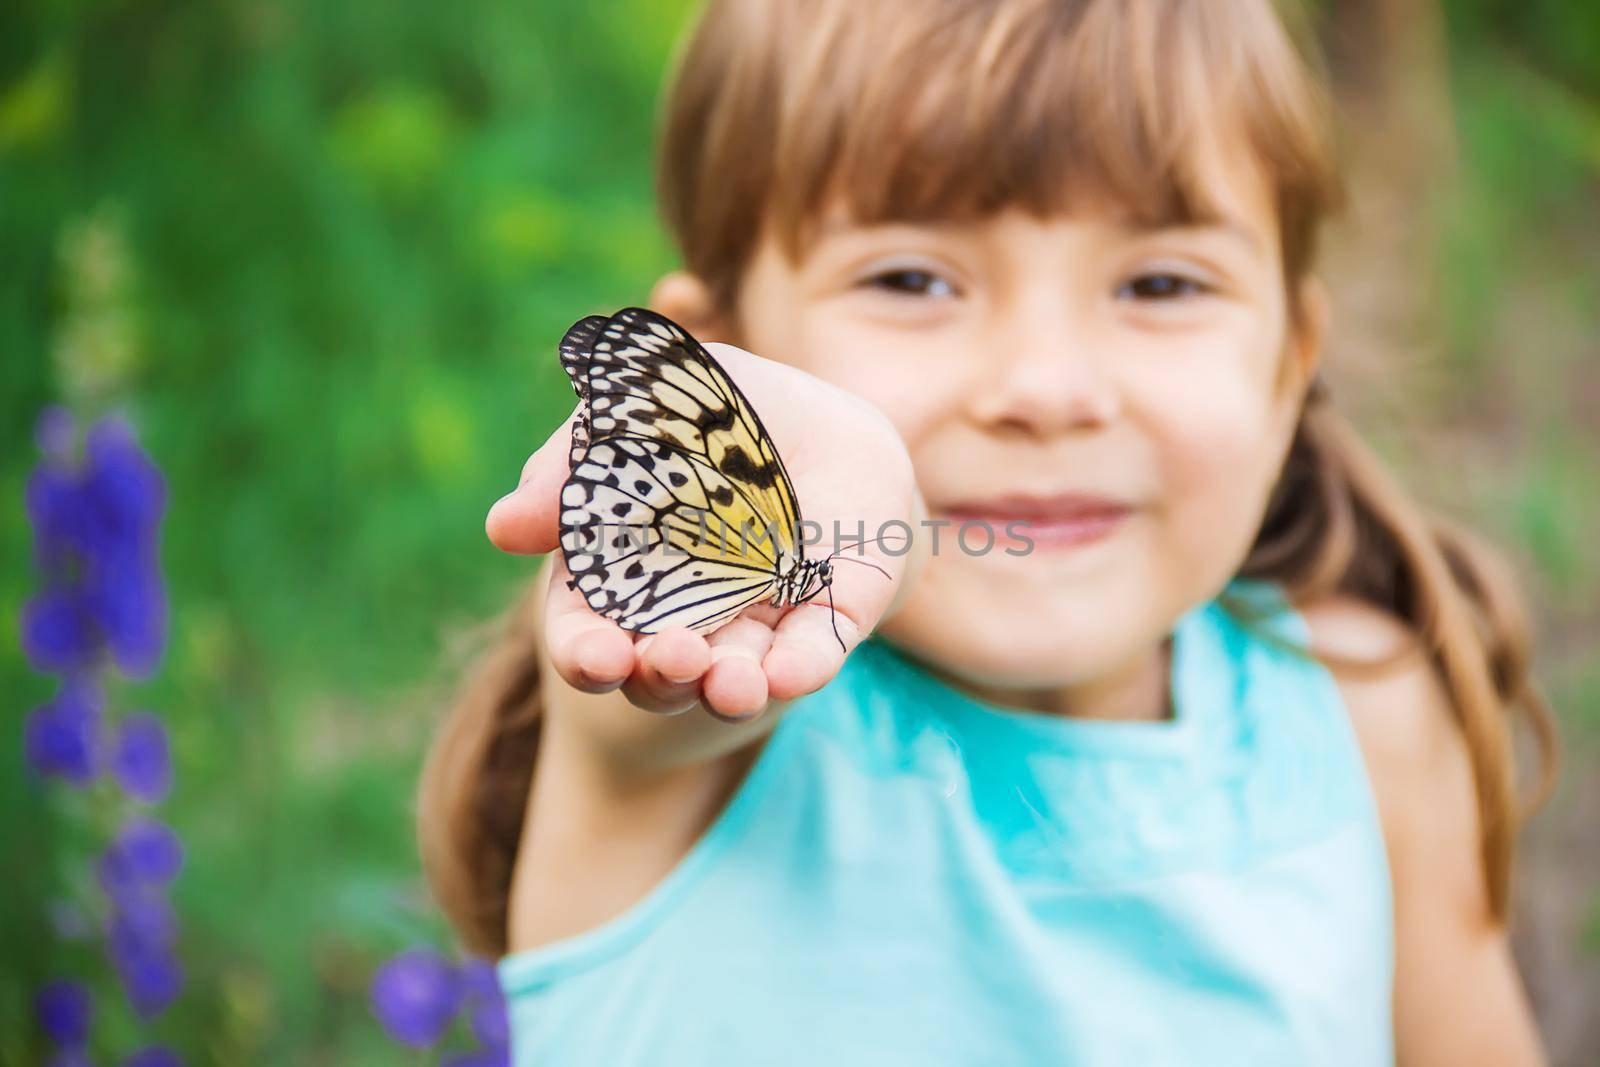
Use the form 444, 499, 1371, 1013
486, 341, 923, 722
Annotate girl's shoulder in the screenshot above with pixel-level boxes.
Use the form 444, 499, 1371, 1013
1292, 594, 1483, 898
1293, 592, 1528, 1061
1291, 593, 1465, 800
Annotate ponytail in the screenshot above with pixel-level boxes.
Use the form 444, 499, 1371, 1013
417, 572, 547, 956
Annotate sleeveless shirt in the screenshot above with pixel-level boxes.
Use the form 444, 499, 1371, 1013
497, 578, 1394, 1065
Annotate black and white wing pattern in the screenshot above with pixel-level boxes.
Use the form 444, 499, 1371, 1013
555, 306, 833, 636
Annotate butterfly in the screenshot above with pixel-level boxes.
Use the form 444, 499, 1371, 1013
556, 306, 868, 647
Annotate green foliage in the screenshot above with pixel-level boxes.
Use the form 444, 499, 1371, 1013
1, 0, 691, 1061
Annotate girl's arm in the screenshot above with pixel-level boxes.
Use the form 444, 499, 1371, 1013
503, 553, 788, 954
488, 342, 924, 952
1302, 597, 1548, 1067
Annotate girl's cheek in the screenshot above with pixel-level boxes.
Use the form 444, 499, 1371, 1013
1144, 357, 1278, 515
1139, 364, 1286, 599
803, 326, 964, 443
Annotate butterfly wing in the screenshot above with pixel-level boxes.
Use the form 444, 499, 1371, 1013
558, 314, 610, 466
560, 436, 781, 633
555, 306, 810, 634
582, 307, 804, 558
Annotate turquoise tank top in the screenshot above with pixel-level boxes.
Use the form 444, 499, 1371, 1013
497, 578, 1394, 1065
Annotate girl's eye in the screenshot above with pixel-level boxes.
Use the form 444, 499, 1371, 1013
1117, 272, 1208, 301
861, 268, 958, 298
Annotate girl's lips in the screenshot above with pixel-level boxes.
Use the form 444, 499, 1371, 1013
935, 495, 1135, 551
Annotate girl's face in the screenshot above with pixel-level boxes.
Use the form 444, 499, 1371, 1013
684, 139, 1323, 708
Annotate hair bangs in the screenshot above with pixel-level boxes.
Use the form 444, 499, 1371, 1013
659, 0, 1342, 311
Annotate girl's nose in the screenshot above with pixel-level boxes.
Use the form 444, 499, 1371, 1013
963, 307, 1121, 436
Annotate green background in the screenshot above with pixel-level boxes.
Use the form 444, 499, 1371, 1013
3, 1, 1596, 1063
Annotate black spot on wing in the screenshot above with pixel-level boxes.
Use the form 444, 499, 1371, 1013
717, 444, 779, 489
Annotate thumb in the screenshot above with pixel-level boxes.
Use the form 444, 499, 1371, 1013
486, 408, 577, 556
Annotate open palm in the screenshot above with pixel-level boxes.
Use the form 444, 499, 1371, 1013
485, 341, 923, 721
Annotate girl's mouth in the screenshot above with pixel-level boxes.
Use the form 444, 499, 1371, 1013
935, 494, 1135, 552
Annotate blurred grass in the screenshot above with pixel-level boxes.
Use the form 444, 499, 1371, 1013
1, 0, 1596, 1063
1, 1, 691, 1062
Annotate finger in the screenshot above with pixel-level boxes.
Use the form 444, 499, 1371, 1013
763, 602, 859, 701
620, 627, 712, 715
486, 409, 578, 555
701, 617, 777, 722
818, 540, 905, 640
543, 555, 636, 692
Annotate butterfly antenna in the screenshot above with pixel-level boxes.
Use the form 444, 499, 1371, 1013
824, 577, 846, 654
825, 551, 891, 581
833, 529, 901, 552
830, 529, 911, 578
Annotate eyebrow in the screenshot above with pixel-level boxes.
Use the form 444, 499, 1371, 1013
1117, 216, 1263, 253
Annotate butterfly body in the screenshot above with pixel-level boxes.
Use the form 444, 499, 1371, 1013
774, 556, 832, 610
555, 307, 836, 637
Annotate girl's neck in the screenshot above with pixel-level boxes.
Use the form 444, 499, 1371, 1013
929, 636, 1176, 724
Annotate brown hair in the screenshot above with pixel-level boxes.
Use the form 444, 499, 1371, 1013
420, 0, 1557, 955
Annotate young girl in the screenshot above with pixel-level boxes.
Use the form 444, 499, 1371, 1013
419, 0, 1557, 1062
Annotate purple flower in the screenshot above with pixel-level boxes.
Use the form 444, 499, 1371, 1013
109, 937, 184, 1019
82, 552, 167, 680
98, 817, 184, 898
23, 412, 169, 679
26, 462, 89, 575
21, 587, 96, 673
25, 410, 184, 1032
25, 678, 103, 785
23, 412, 168, 681
459, 958, 499, 1002
370, 948, 463, 1049
468, 995, 510, 1050
82, 417, 166, 551
121, 1046, 183, 1067
35, 978, 93, 1047
457, 958, 509, 1050
111, 713, 173, 803
108, 891, 179, 958
451, 959, 505, 1049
